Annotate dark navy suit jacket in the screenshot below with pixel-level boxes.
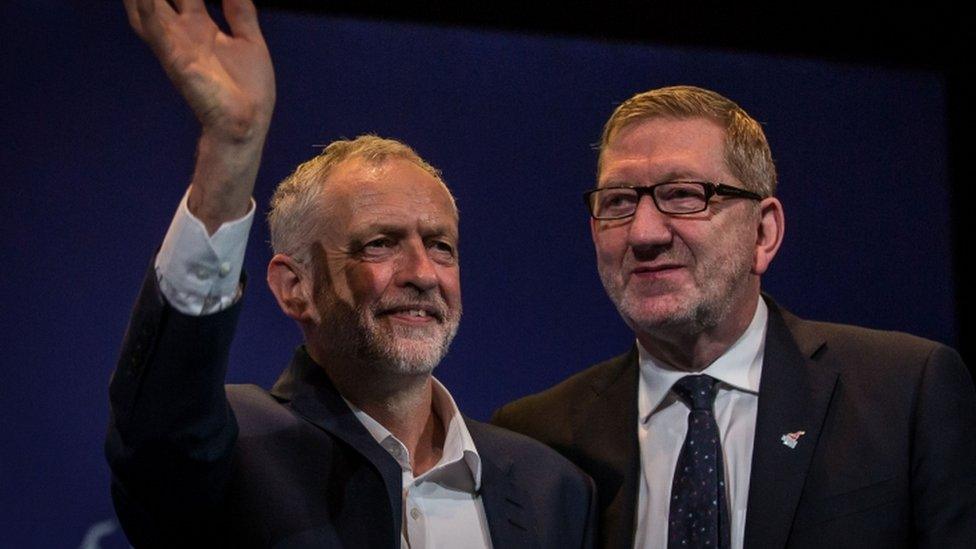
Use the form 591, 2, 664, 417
106, 269, 595, 548
492, 296, 976, 548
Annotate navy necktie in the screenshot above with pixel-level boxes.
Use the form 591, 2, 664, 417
667, 374, 731, 548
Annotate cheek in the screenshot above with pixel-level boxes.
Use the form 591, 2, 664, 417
694, 224, 753, 269
438, 267, 462, 306
342, 264, 392, 304
593, 229, 627, 265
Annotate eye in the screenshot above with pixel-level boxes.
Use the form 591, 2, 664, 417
428, 239, 457, 262
602, 191, 635, 208
364, 237, 394, 249
659, 183, 706, 200
596, 189, 637, 216
358, 237, 397, 259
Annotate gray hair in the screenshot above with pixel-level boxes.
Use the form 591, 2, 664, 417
268, 134, 454, 260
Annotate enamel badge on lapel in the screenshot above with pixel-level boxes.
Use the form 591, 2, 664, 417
780, 430, 806, 449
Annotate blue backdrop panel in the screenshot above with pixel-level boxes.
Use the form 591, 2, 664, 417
0, 1, 954, 546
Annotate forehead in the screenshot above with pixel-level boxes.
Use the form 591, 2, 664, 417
323, 156, 458, 235
600, 117, 731, 184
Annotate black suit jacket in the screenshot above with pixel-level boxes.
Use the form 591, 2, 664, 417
106, 268, 595, 548
492, 297, 976, 548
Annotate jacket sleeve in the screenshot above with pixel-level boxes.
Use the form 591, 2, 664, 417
104, 261, 244, 547
911, 343, 976, 547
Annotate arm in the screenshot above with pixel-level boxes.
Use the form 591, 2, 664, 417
107, 0, 275, 542
106, 267, 246, 546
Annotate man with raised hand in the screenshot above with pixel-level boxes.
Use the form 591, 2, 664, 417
106, 1, 594, 547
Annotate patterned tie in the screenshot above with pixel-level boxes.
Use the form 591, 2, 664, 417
667, 375, 730, 548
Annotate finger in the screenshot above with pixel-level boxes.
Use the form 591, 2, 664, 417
132, 0, 176, 45
122, 0, 145, 37
171, 0, 206, 14
223, 0, 262, 40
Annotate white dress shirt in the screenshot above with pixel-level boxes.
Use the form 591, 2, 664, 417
633, 300, 767, 549
346, 380, 493, 549
154, 189, 493, 548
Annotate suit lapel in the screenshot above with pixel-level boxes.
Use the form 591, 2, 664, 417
269, 347, 405, 542
574, 348, 641, 549
469, 429, 536, 549
743, 299, 839, 548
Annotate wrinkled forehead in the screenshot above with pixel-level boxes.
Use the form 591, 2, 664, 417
599, 117, 730, 181
322, 156, 459, 232
601, 115, 727, 164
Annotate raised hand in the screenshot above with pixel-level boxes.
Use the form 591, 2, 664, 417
124, 0, 276, 231
125, 0, 275, 141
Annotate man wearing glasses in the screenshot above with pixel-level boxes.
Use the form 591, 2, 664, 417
493, 85, 976, 548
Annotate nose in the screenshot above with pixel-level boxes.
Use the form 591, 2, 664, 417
396, 238, 439, 293
626, 194, 672, 249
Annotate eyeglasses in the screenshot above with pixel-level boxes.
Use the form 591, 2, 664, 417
583, 181, 764, 220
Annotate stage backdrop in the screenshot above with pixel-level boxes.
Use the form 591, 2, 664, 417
0, 1, 956, 546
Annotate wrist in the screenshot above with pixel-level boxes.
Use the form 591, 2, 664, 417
188, 132, 265, 233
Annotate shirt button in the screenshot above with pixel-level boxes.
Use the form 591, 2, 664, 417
218, 262, 231, 277
410, 508, 421, 520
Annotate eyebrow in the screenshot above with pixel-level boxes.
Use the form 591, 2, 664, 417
349, 222, 458, 240
600, 171, 710, 187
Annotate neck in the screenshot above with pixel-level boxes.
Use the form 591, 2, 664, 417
307, 346, 445, 474
637, 292, 760, 371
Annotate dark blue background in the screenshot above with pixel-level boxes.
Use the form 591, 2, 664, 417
0, 2, 956, 545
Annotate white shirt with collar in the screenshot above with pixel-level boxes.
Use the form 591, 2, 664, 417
345, 379, 493, 549
633, 300, 767, 549
154, 190, 493, 548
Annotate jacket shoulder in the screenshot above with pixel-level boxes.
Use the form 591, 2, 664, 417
771, 300, 967, 388
491, 348, 635, 444
784, 311, 960, 371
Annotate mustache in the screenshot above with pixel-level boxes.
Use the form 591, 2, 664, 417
628, 250, 690, 268
630, 242, 682, 262
373, 294, 451, 322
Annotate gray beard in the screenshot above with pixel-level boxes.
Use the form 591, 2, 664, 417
598, 256, 750, 340
319, 290, 460, 376
356, 308, 460, 375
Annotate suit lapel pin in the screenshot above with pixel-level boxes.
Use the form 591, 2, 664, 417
780, 430, 806, 449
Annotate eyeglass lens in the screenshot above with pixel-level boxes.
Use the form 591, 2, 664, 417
591, 182, 708, 218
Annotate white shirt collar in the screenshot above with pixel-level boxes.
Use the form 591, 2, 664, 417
637, 299, 768, 423
344, 377, 483, 492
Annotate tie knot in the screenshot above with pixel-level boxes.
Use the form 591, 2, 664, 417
672, 374, 719, 411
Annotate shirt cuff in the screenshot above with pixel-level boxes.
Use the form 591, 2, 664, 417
154, 187, 255, 315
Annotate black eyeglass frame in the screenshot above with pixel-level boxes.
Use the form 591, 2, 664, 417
583, 181, 765, 220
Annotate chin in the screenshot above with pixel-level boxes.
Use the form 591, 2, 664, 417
369, 332, 453, 375
618, 294, 708, 335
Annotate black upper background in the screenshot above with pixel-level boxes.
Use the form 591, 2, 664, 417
257, 1, 975, 365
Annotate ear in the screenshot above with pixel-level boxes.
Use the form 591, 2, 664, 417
753, 197, 785, 275
267, 254, 319, 323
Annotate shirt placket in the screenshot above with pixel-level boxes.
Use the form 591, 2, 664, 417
403, 480, 429, 549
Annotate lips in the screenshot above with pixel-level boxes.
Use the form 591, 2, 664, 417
630, 263, 684, 277
377, 304, 444, 322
